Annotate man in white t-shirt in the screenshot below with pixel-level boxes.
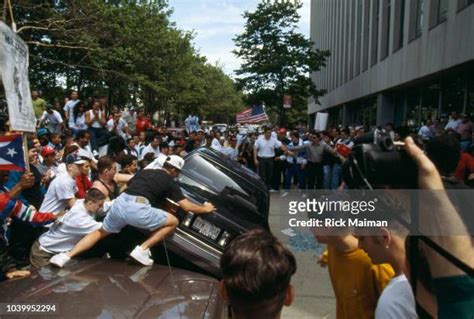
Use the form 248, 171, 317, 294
145, 142, 171, 169
356, 209, 417, 319
30, 189, 106, 268
106, 111, 129, 140
75, 130, 98, 169
63, 91, 80, 123
253, 127, 287, 190
141, 135, 161, 159
38, 104, 65, 135
39, 154, 84, 215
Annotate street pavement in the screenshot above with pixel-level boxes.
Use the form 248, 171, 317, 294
268, 192, 336, 319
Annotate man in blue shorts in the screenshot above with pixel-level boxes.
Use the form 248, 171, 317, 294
50, 155, 215, 266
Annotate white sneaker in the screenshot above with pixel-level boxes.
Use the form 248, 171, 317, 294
130, 246, 154, 266
281, 191, 289, 197
269, 189, 278, 193
49, 253, 71, 268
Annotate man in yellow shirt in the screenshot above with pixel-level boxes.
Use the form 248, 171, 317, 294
314, 228, 394, 319
32, 90, 46, 120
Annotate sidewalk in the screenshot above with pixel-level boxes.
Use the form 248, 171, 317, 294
268, 192, 336, 319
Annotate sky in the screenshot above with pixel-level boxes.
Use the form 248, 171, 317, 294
169, 0, 311, 77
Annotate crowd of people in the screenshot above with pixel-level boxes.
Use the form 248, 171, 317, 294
0, 89, 472, 318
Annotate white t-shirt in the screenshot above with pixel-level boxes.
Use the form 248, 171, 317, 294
39, 172, 77, 214
63, 99, 80, 120
211, 138, 222, 152
40, 110, 63, 134
221, 146, 238, 161
141, 144, 160, 158
375, 274, 417, 319
145, 153, 168, 170
254, 136, 282, 158
39, 200, 102, 253
106, 118, 128, 138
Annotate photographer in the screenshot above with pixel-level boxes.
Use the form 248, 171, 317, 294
404, 137, 474, 318
342, 132, 474, 318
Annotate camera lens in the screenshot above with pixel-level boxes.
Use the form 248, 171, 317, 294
379, 135, 394, 151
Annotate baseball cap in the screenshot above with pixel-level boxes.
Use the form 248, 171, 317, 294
278, 128, 287, 134
37, 128, 49, 137
41, 146, 56, 157
164, 155, 184, 171
65, 153, 87, 165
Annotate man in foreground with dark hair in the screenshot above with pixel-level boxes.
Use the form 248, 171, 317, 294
220, 229, 296, 319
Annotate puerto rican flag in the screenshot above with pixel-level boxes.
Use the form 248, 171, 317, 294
0, 134, 26, 171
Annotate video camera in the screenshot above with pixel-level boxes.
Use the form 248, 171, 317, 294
342, 129, 418, 188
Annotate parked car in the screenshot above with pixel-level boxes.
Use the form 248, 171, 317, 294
0, 259, 225, 318
212, 123, 228, 133
162, 147, 270, 277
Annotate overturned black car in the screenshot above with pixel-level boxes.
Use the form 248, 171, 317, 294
162, 147, 270, 276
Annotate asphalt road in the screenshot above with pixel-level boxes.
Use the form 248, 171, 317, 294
268, 192, 336, 319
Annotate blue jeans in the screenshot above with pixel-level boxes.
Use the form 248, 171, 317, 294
331, 163, 342, 189
103, 193, 167, 233
88, 127, 109, 152
323, 165, 332, 189
284, 163, 305, 190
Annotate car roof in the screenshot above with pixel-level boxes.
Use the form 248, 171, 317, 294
0, 259, 224, 318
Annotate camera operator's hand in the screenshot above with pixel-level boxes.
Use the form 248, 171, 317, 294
404, 137, 443, 190
404, 136, 474, 278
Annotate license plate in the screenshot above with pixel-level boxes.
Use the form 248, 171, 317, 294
191, 217, 221, 240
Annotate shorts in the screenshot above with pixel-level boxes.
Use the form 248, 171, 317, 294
30, 240, 54, 269
102, 193, 168, 234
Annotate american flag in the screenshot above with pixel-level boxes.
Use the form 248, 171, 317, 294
236, 105, 269, 123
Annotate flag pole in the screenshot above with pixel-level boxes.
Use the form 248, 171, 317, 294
22, 132, 30, 172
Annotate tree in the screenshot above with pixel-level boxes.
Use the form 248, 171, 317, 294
1, 0, 245, 125
233, 0, 330, 126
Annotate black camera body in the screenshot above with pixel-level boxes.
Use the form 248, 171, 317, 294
342, 130, 418, 188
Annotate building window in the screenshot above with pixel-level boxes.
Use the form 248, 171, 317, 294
415, 0, 424, 37
371, 0, 380, 66
380, 0, 391, 60
362, 0, 370, 71
430, 0, 448, 28
437, 0, 448, 21
355, 0, 362, 76
457, 0, 474, 11
393, 0, 405, 52
409, 0, 424, 40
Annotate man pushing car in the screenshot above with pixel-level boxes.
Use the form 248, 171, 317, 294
50, 155, 215, 267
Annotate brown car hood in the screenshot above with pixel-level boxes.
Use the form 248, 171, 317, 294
0, 259, 224, 318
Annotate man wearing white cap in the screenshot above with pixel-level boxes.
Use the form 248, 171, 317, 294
50, 155, 215, 267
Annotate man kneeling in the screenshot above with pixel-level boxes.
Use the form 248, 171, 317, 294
50, 155, 215, 267
220, 229, 296, 319
30, 188, 106, 269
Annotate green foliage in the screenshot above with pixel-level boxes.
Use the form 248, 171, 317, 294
233, 0, 330, 126
3, 0, 244, 124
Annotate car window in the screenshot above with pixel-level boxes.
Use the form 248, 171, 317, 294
181, 155, 248, 197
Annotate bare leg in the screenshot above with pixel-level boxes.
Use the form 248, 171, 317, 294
140, 214, 178, 250
67, 229, 111, 258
